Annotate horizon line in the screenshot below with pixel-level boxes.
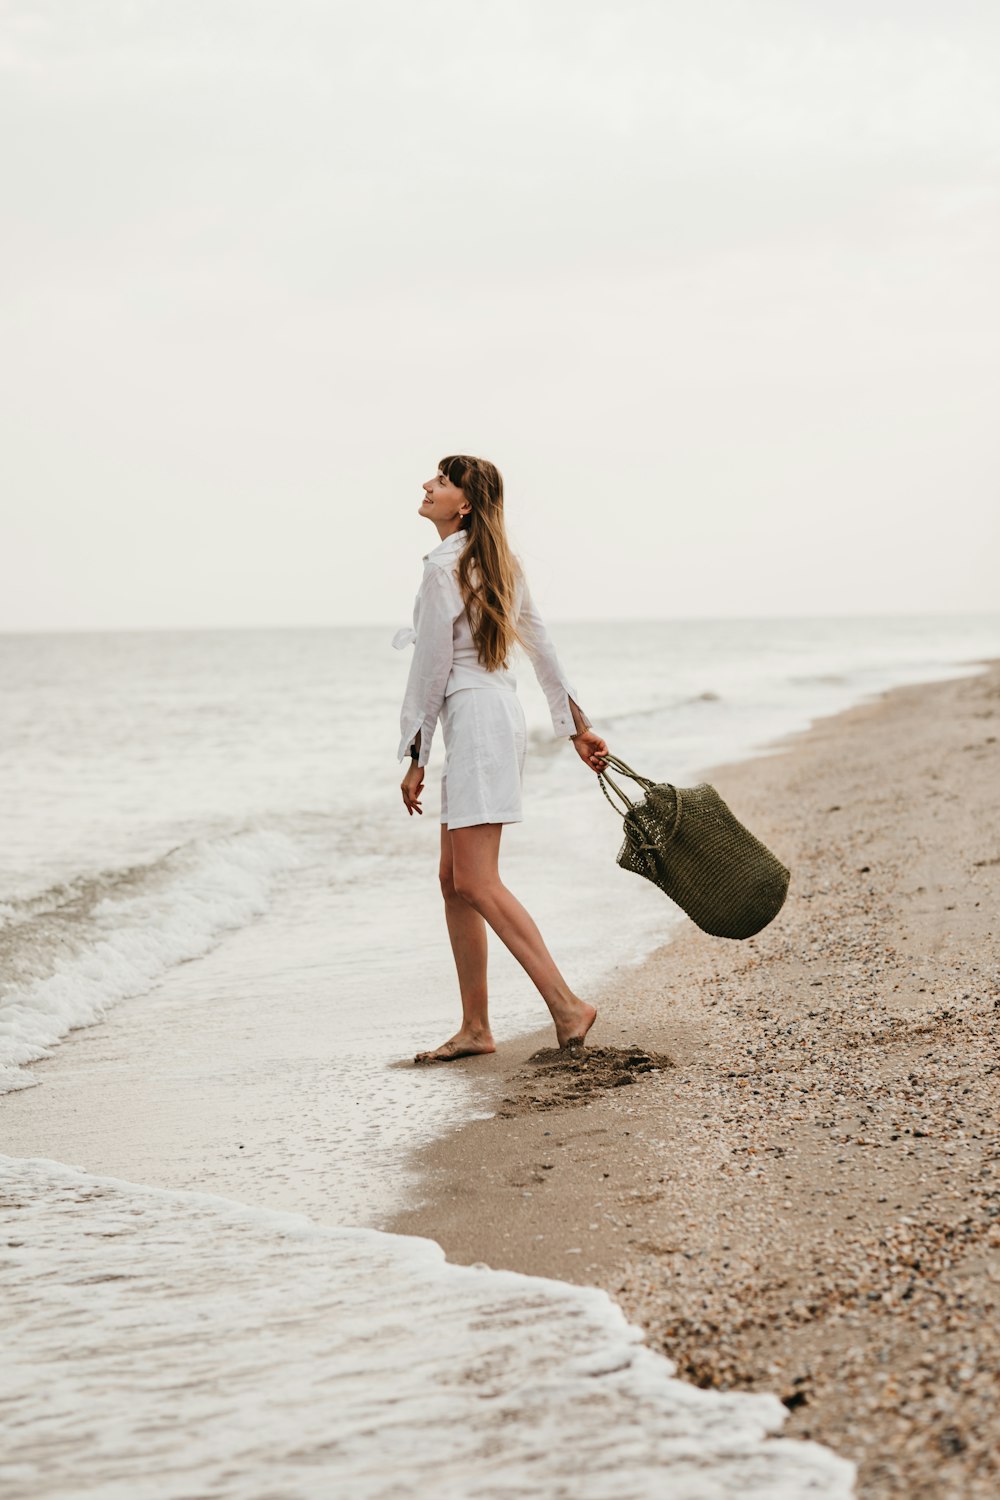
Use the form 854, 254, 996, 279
2, 609, 1000, 639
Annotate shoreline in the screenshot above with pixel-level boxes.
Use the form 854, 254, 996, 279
8, 657, 983, 1231
388, 662, 1000, 1499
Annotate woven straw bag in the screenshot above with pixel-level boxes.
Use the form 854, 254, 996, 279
597, 753, 790, 940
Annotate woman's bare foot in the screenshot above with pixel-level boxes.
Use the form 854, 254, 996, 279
414, 1029, 496, 1065
554, 1000, 597, 1051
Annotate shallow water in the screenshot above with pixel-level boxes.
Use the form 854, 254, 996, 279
0, 1156, 854, 1500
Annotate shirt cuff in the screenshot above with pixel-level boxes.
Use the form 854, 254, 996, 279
397, 718, 423, 763
553, 688, 590, 737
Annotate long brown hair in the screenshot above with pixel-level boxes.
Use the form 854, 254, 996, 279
439, 453, 522, 672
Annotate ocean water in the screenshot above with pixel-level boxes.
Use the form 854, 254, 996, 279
1, 1156, 854, 1499
2, 613, 998, 1495
5, 616, 1000, 1110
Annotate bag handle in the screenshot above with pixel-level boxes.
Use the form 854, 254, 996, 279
601, 752, 657, 788
597, 752, 685, 846
596, 751, 656, 816
597, 765, 635, 817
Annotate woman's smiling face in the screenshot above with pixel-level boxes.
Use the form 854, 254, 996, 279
420, 470, 469, 526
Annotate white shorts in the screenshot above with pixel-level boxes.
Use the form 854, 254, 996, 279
439, 687, 527, 829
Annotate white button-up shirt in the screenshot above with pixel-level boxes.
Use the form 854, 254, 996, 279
394, 529, 591, 767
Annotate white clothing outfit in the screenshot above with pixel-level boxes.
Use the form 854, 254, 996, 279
439, 687, 527, 829
393, 529, 590, 829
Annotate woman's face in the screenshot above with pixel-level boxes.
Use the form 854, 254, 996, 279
420, 470, 469, 526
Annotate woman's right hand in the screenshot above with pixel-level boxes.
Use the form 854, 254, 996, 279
571, 728, 609, 773
401, 761, 424, 816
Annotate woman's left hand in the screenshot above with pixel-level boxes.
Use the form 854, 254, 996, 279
570, 728, 609, 774
401, 761, 424, 815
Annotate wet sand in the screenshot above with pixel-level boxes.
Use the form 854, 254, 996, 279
390, 663, 1000, 1499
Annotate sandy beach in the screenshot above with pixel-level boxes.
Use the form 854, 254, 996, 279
390, 662, 1000, 1499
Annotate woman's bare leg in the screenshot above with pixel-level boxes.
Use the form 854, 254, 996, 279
450, 823, 596, 1049
414, 825, 496, 1063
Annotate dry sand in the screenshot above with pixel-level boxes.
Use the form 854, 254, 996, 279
390, 663, 1000, 1500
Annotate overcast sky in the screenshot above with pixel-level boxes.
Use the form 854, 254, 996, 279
2, 0, 998, 630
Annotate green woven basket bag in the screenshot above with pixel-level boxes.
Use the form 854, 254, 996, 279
597, 752, 790, 940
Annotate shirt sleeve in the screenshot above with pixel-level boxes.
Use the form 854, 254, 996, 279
516, 570, 592, 738
397, 566, 462, 767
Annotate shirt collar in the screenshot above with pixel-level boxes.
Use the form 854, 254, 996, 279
423, 529, 469, 563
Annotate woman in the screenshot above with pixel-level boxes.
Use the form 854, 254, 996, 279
395, 454, 609, 1064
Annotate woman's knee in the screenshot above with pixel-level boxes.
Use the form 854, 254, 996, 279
444, 867, 481, 906
448, 826, 503, 909
439, 864, 461, 903
451, 871, 496, 909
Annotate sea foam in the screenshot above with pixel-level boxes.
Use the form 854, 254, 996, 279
0, 1156, 856, 1499
0, 829, 301, 1093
